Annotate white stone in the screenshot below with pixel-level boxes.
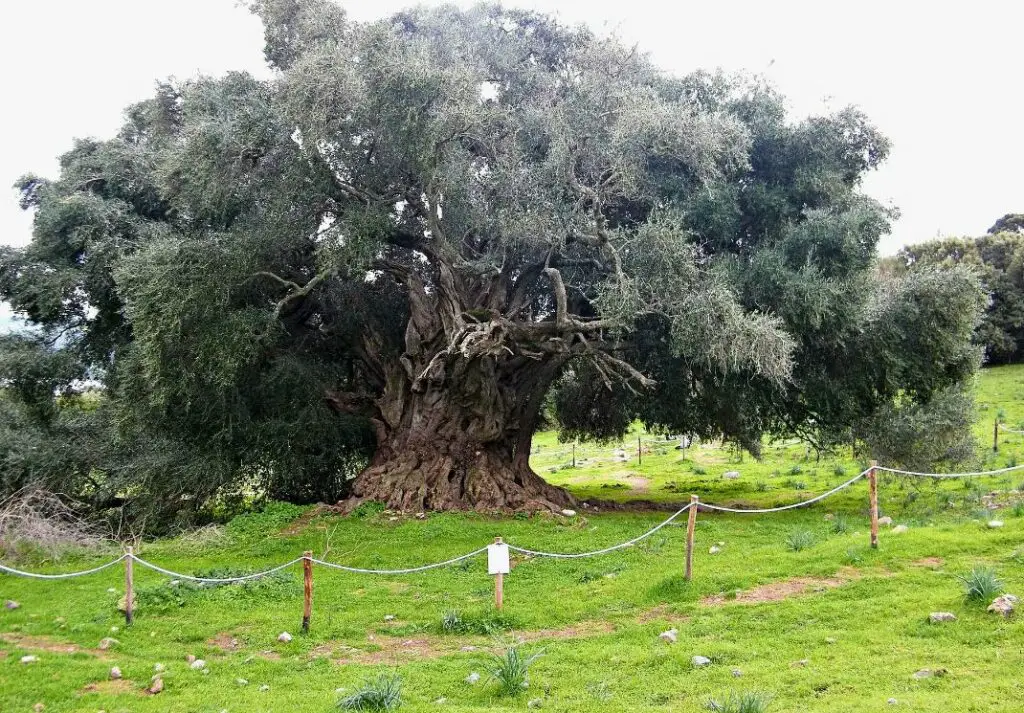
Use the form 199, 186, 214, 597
277, 632, 293, 643
109, 667, 122, 680
561, 509, 577, 517
888, 698, 898, 705
659, 628, 678, 643
154, 663, 166, 673
149, 677, 164, 694
4, 600, 19, 610
106, 588, 117, 594
878, 516, 893, 526
186, 654, 196, 664
527, 698, 543, 709
709, 546, 722, 554
465, 672, 481, 684
731, 668, 742, 677
98, 637, 119, 650
892, 525, 909, 534
434, 697, 447, 704
109, 626, 119, 633
236, 678, 249, 686
723, 471, 741, 480
20, 655, 38, 664
988, 594, 1018, 617
988, 520, 1005, 528
190, 659, 206, 670
383, 615, 396, 622
929, 612, 956, 623
260, 684, 270, 692
692, 655, 712, 667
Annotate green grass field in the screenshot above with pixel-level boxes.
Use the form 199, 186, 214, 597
2, 366, 1024, 712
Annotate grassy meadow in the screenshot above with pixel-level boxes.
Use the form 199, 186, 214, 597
2, 367, 1024, 712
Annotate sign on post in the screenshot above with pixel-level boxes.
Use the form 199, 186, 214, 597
488, 538, 509, 609
488, 541, 510, 575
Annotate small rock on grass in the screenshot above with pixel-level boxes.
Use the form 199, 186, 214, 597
988, 520, 1004, 528
98, 637, 119, 650
148, 677, 164, 694
988, 594, 1018, 617
888, 698, 898, 705
731, 668, 742, 677
153, 663, 166, 673
892, 525, 909, 534
561, 509, 577, 517
186, 654, 197, 664
189, 659, 207, 670
878, 516, 893, 526
109, 667, 122, 680
659, 628, 677, 644
383, 615, 396, 622
33, 704, 43, 712
236, 678, 249, 686
708, 546, 721, 554
912, 668, 948, 679
259, 684, 271, 692
929, 612, 956, 623
20, 655, 38, 664
465, 672, 481, 684
4, 600, 19, 610
527, 698, 543, 709
277, 631, 293, 643
691, 656, 711, 667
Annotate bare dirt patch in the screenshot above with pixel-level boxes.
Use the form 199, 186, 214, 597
0, 633, 97, 656
638, 604, 691, 624
208, 632, 243, 651
702, 572, 860, 605
80, 680, 137, 696
279, 505, 327, 536
912, 557, 945, 568
318, 621, 616, 665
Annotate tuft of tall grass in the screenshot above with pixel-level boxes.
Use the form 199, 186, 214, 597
958, 566, 1003, 602
707, 691, 772, 712
338, 673, 402, 711
485, 642, 544, 696
785, 529, 815, 552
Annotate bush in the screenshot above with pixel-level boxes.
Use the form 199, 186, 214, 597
959, 566, 1003, 602
707, 691, 772, 713
338, 673, 402, 711
486, 642, 544, 696
438, 609, 516, 635
786, 530, 815, 552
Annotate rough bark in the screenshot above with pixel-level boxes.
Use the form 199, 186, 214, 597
348, 353, 575, 512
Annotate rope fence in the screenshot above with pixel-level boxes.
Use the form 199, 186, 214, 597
2, 460, 1021, 628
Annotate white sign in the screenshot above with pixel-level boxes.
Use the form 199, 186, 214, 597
487, 543, 510, 575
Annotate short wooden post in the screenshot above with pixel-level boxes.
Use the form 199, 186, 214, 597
301, 551, 313, 633
493, 537, 504, 610
868, 460, 879, 549
572, 443, 576, 468
637, 436, 642, 465
685, 495, 698, 581
124, 547, 134, 626
994, 418, 999, 452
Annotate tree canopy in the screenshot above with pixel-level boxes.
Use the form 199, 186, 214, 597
0, 0, 985, 515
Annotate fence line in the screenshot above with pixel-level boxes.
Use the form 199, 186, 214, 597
1, 460, 1019, 589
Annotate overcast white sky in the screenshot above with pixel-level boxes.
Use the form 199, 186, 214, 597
1, 0, 1022, 326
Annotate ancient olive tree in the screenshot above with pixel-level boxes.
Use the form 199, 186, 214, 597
1, 1, 984, 513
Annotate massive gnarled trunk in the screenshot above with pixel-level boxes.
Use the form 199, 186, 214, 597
350, 351, 575, 512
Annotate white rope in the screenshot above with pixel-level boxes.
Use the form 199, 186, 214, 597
875, 463, 1024, 478
129, 555, 303, 584
998, 424, 1024, 434
310, 547, 486, 574
0, 554, 127, 580
506, 503, 692, 558
700, 470, 869, 514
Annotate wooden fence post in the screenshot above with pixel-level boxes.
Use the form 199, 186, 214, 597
124, 547, 134, 626
994, 418, 999, 453
868, 460, 879, 549
685, 495, 698, 581
638, 436, 642, 465
572, 443, 576, 468
301, 551, 313, 633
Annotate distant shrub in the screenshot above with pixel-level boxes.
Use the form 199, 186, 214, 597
755, 481, 769, 492
338, 673, 402, 711
789, 465, 803, 476
226, 501, 306, 540
707, 691, 772, 712
844, 548, 863, 565
486, 642, 544, 696
352, 501, 388, 519
959, 566, 1003, 602
786, 530, 815, 552
693, 466, 707, 476
833, 465, 847, 477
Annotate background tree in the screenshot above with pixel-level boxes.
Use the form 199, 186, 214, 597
889, 231, 1024, 365
0, 1, 985, 514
